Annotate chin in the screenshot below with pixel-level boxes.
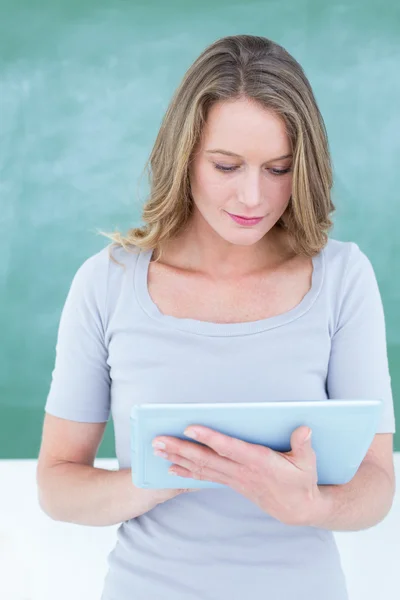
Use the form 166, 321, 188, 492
221, 230, 269, 246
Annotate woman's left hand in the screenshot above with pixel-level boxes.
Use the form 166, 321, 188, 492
152, 425, 326, 527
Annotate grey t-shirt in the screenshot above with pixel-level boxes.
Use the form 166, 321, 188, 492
44, 236, 396, 600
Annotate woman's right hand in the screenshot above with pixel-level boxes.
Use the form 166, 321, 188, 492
124, 469, 201, 519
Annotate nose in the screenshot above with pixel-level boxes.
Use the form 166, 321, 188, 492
238, 169, 263, 210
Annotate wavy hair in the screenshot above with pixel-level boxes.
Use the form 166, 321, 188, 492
98, 34, 334, 263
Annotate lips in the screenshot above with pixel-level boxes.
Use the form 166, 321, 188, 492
226, 211, 264, 226
230, 213, 263, 219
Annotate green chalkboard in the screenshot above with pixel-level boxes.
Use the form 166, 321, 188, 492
1, 0, 399, 457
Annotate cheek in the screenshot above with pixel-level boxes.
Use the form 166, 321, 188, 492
282, 175, 293, 196
267, 175, 292, 205
193, 168, 232, 205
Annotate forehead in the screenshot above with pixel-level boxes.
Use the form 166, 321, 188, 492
200, 99, 290, 155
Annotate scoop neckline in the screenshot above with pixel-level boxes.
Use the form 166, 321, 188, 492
133, 245, 325, 336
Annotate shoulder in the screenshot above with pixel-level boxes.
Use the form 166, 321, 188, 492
67, 242, 141, 325
321, 238, 380, 323
322, 238, 382, 328
323, 236, 363, 266
73, 242, 141, 285
323, 237, 374, 280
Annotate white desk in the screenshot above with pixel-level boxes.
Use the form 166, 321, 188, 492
1, 456, 399, 600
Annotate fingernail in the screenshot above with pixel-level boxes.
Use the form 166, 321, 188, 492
304, 429, 312, 442
152, 440, 166, 449
184, 428, 198, 439
154, 449, 168, 458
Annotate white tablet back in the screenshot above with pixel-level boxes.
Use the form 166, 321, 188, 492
130, 399, 383, 489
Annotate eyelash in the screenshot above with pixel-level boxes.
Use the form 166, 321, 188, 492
214, 164, 292, 176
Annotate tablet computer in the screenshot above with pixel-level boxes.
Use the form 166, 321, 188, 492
130, 399, 383, 489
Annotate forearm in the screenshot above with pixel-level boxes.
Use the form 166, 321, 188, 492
37, 464, 160, 526
309, 461, 395, 531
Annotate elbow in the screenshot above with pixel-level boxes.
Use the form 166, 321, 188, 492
376, 469, 396, 526
36, 483, 63, 522
36, 467, 68, 523
383, 468, 396, 517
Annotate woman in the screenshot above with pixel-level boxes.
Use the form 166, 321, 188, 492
37, 35, 396, 599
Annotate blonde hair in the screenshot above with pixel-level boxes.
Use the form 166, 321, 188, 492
98, 34, 335, 263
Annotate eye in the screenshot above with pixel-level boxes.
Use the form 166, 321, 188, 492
214, 164, 239, 172
214, 164, 292, 176
270, 168, 292, 176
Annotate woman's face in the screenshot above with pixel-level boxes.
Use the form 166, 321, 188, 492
188, 98, 293, 247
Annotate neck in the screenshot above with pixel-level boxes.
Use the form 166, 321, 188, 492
155, 224, 291, 281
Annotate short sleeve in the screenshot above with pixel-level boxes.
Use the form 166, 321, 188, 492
44, 249, 111, 422
326, 243, 396, 433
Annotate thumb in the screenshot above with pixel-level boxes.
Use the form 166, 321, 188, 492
303, 427, 312, 445
291, 426, 312, 455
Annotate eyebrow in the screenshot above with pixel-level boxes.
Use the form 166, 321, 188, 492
206, 149, 292, 161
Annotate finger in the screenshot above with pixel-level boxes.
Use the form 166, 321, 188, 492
170, 463, 230, 485
184, 426, 272, 465
166, 448, 239, 481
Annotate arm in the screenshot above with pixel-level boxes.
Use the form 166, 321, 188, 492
38, 251, 191, 527
37, 415, 187, 527
310, 438, 395, 531
310, 243, 396, 531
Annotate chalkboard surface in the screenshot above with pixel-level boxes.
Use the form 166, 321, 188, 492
1, 0, 398, 457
